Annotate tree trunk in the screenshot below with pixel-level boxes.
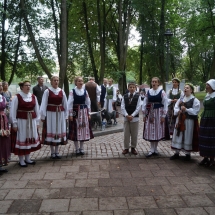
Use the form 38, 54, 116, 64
20, 0, 52, 78
139, 16, 144, 85
0, 0, 7, 81
59, 0, 68, 88
158, 0, 166, 84
209, 46, 215, 79
8, 16, 22, 85
83, 0, 99, 84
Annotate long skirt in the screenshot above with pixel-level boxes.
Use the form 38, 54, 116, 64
68, 106, 94, 141
171, 118, 199, 152
143, 107, 166, 142
199, 117, 215, 157
42, 111, 67, 145
167, 105, 176, 135
0, 136, 11, 166
11, 118, 41, 156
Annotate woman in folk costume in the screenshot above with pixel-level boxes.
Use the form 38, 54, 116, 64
199, 79, 215, 167
68, 76, 93, 156
0, 81, 11, 173
170, 83, 200, 161
40, 76, 68, 159
167, 78, 184, 136
10, 81, 40, 167
142, 77, 168, 157
104, 78, 118, 124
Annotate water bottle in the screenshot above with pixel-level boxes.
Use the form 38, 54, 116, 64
102, 121, 106, 131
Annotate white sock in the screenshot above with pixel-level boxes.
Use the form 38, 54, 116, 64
150, 142, 155, 153
25, 154, 33, 163
74, 141, 79, 150
80, 141, 84, 150
154, 142, 158, 153
50, 146, 55, 154
55, 145, 59, 154
19, 156, 25, 165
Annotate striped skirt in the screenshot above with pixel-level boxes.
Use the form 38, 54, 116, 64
199, 117, 215, 157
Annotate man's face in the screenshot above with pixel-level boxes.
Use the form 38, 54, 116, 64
38, 78, 44, 85
128, 85, 136, 94
103, 79, 108, 86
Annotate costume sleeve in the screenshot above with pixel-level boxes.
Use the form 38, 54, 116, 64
96, 84, 101, 102
167, 90, 172, 105
131, 96, 142, 117
112, 87, 117, 102
161, 90, 168, 117
142, 92, 148, 117
121, 96, 128, 117
67, 90, 74, 117
40, 89, 49, 120
62, 91, 68, 119
10, 96, 18, 127
34, 97, 40, 125
185, 98, 200, 115
85, 90, 91, 112
174, 99, 180, 116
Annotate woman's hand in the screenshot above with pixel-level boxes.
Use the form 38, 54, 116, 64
13, 127, 18, 132
181, 106, 186, 112
69, 116, 73, 121
88, 115, 91, 120
143, 117, 146, 122
41, 119, 45, 122
160, 117, 165, 123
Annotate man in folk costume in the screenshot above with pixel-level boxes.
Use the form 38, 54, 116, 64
103, 78, 117, 124
170, 83, 200, 160
40, 76, 68, 159
68, 77, 94, 156
10, 81, 41, 167
167, 78, 184, 136
121, 82, 142, 155
85, 77, 101, 112
100, 78, 108, 108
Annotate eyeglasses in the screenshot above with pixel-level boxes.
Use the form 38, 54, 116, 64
24, 85, 31, 87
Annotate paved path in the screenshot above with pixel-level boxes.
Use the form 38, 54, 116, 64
1, 109, 215, 214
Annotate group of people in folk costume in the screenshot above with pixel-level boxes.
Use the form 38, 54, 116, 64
1, 75, 215, 173
121, 77, 215, 167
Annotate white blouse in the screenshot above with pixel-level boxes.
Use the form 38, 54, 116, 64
40, 87, 68, 120
10, 92, 40, 127
174, 94, 200, 116
167, 88, 184, 105
67, 87, 91, 116
142, 88, 168, 117
204, 92, 215, 101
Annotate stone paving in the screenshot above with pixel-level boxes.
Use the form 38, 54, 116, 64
1, 109, 215, 214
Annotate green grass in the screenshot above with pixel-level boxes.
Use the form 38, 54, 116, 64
195, 92, 206, 100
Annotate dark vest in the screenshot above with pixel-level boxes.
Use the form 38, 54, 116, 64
147, 90, 164, 109
85, 82, 97, 101
124, 93, 139, 117
73, 89, 86, 105
169, 89, 181, 100
182, 97, 198, 119
100, 85, 106, 102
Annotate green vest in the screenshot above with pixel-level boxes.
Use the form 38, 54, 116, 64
106, 86, 113, 99
169, 89, 181, 100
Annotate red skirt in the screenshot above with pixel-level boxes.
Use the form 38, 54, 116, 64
11, 128, 41, 156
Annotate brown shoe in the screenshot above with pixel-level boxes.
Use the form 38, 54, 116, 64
131, 148, 138, 155
122, 149, 129, 154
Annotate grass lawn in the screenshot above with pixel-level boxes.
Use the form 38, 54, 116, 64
195, 91, 206, 100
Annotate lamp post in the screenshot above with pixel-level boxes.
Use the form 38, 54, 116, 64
164, 29, 173, 82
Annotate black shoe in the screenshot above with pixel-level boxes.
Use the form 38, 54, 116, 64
0, 168, 8, 173
76, 149, 81, 156
199, 157, 209, 166
51, 153, 56, 159
19, 162, 28, 167
55, 153, 61, 159
153, 152, 159, 156
184, 154, 191, 161
146, 152, 153, 158
170, 153, 180, 160
79, 149, 85, 155
25, 161, 36, 165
